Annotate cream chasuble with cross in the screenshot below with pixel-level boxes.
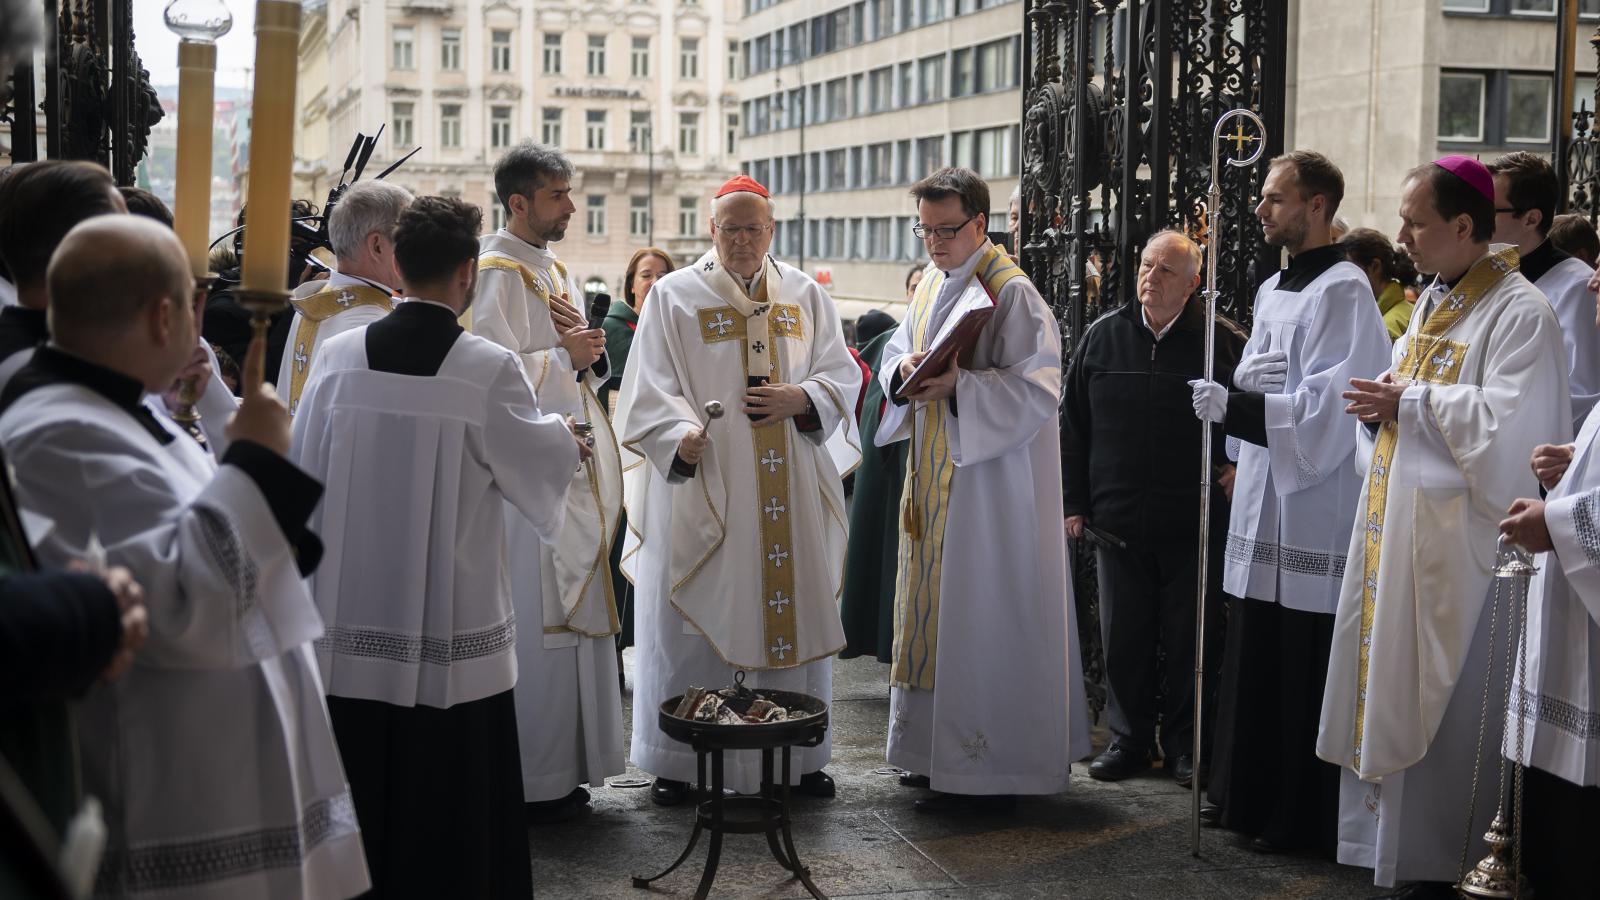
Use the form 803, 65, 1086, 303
278, 271, 396, 415
1316, 248, 1572, 887
618, 250, 859, 791
873, 242, 1090, 796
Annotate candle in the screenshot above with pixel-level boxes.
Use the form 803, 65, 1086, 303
238, 0, 302, 300
164, 0, 232, 280
173, 41, 217, 279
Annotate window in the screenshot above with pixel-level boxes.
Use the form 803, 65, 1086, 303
491, 29, 512, 72
850, 146, 864, 188
490, 194, 506, 232
391, 102, 414, 147
392, 26, 414, 70
974, 125, 1014, 176
680, 37, 700, 79
631, 36, 650, 78
918, 55, 946, 103
1442, 0, 1489, 9
678, 111, 700, 155
586, 109, 607, 150
915, 136, 942, 176
867, 218, 891, 260
825, 78, 847, 120
587, 35, 606, 76
898, 62, 914, 107
726, 113, 739, 155
1438, 72, 1485, 141
952, 48, 974, 97
630, 196, 650, 237
542, 108, 562, 145
630, 110, 651, 151
440, 27, 461, 71
919, 0, 945, 24
976, 38, 1015, 92
851, 73, 866, 118
825, 148, 846, 190
1506, 74, 1552, 142
543, 33, 562, 74
679, 195, 699, 235
586, 195, 606, 235
951, 130, 974, 169
895, 139, 910, 183
728, 40, 740, 79
490, 106, 512, 149
867, 142, 892, 186
440, 104, 462, 149
870, 0, 892, 38
1509, 0, 1553, 10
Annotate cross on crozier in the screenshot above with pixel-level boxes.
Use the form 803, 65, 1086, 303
1225, 121, 1259, 158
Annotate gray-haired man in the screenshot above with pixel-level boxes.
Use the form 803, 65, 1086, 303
277, 179, 413, 413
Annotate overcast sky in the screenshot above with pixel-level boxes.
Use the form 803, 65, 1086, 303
134, 1, 259, 90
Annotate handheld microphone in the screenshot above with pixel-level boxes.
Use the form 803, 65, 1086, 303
587, 292, 611, 331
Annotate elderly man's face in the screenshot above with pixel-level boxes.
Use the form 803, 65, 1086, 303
1136, 235, 1201, 319
711, 193, 774, 279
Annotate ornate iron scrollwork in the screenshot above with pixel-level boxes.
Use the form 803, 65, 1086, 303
1021, 0, 1288, 719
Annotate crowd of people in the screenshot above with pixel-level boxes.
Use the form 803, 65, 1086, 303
0, 136, 1597, 900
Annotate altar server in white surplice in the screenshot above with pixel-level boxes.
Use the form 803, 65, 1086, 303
1189, 152, 1391, 853
0, 215, 370, 899
1321, 157, 1571, 896
469, 142, 624, 821
1490, 151, 1600, 432
277, 181, 412, 416
1499, 394, 1600, 898
293, 198, 588, 896
875, 167, 1089, 813
618, 174, 861, 805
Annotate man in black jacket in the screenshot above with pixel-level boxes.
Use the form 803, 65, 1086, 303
1062, 229, 1244, 786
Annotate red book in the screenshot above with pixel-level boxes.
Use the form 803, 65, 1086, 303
892, 305, 994, 401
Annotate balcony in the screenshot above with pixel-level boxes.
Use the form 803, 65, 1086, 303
400, 0, 452, 14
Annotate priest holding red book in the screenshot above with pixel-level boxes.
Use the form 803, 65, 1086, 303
875, 167, 1091, 812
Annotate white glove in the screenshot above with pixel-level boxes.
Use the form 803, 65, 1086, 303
1233, 332, 1288, 392
1189, 379, 1227, 424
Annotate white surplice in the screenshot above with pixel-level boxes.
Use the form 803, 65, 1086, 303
618, 251, 860, 792
275, 272, 395, 410
1225, 260, 1393, 612
472, 229, 626, 800
1534, 253, 1600, 431
150, 340, 238, 457
1317, 257, 1572, 886
0, 369, 369, 899
290, 313, 578, 708
1511, 403, 1600, 787
874, 244, 1090, 795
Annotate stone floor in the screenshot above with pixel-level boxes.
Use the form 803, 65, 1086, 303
527, 653, 1380, 899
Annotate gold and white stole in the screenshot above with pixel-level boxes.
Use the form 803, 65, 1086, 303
696, 253, 809, 668
1351, 246, 1518, 770
286, 283, 393, 415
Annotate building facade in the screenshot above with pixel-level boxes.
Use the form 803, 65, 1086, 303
1292, 0, 1598, 233
298, 0, 742, 299
735, 0, 1022, 311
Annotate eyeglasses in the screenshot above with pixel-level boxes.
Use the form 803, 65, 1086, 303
912, 216, 976, 241
715, 222, 772, 239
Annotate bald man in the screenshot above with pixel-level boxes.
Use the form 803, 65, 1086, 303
0, 216, 370, 899
1062, 229, 1243, 785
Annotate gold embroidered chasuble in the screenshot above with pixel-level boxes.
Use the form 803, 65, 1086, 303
891, 244, 1025, 691
285, 284, 393, 414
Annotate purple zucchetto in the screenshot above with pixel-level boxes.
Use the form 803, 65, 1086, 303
1432, 155, 1495, 203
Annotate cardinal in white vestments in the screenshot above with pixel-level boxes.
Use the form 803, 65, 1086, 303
874, 167, 1088, 812
1321, 157, 1571, 897
1489, 151, 1600, 432
1190, 152, 1392, 852
276, 182, 412, 416
293, 197, 586, 897
617, 174, 861, 804
0, 216, 369, 899
468, 143, 625, 820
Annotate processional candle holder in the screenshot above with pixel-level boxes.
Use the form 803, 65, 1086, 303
1457, 539, 1536, 899
234, 0, 302, 344
163, 0, 232, 446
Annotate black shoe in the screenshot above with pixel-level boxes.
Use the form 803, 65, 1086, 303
913, 792, 1017, 814
1088, 744, 1151, 781
1368, 882, 1457, 900
1168, 755, 1194, 787
1199, 802, 1221, 825
898, 773, 931, 789
1248, 836, 1292, 855
651, 778, 688, 807
525, 786, 591, 824
796, 770, 835, 799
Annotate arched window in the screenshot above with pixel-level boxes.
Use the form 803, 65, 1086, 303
583, 277, 610, 303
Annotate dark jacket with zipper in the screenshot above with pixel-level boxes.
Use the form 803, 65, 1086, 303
1061, 296, 1247, 546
